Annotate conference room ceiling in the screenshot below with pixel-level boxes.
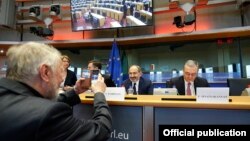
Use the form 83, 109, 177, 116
2, 0, 247, 49
16, 0, 238, 25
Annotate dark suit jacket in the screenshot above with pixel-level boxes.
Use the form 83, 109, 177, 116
102, 74, 116, 87
122, 77, 153, 95
0, 78, 112, 141
167, 76, 209, 95
64, 69, 77, 87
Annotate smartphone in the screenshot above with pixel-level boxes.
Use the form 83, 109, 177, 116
91, 70, 99, 84
81, 69, 90, 78
91, 70, 100, 79
92, 70, 100, 76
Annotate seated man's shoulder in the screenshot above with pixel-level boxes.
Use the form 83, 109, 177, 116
171, 76, 182, 82
122, 78, 130, 84
102, 74, 110, 79
195, 77, 209, 86
196, 76, 208, 82
141, 77, 152, 83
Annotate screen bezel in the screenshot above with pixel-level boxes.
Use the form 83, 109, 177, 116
91, 70, 100, 81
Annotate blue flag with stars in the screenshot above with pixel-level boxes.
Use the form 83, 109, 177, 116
106, 39, 122, 86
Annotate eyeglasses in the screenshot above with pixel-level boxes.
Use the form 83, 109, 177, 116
184, 72, 197, 77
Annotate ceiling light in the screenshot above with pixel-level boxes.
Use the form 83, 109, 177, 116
180, 2, 195, 15
44, 17, 53, 28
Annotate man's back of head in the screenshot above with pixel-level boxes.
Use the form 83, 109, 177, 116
88, 60, 102, 70
6, 42, 62, 84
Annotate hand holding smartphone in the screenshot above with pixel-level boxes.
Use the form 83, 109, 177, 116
77, 69, 100, 92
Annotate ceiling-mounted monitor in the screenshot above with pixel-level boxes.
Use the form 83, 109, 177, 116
70, 0, 154, 31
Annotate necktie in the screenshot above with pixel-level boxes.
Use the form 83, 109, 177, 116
133, 83, 137, 94
187, 82, 191, 96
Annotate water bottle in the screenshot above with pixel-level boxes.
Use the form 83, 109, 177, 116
173, 84, 176, 88
127, 86, 134, 95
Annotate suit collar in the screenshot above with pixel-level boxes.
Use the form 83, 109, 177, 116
0, 78, 43, 98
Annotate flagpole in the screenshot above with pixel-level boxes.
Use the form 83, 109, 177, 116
114, 27, 120, 39
114, 29, 117, 40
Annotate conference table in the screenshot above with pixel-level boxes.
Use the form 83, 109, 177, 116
73, 94, 250, 141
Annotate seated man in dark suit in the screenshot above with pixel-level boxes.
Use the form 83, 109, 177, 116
88, 60, 116, 87
167, 60, 209, 95
122, 65, 153, 95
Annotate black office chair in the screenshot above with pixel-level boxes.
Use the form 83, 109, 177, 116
92, 18, 99, 28
140, 15, 146, 23
97, 10, 101, 15
227, 78, 250, 96
134, 11, 140, 19
130, 5, 134, 16
144, 3, 149, 11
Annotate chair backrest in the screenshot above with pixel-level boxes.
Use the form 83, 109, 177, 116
227, 78, 250, 96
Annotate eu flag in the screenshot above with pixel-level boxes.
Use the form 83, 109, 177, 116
106, 39, 123, 86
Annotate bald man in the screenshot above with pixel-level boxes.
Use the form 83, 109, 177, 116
122, 65, 153, 95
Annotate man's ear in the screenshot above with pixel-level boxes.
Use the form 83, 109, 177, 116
39, 64, 50, 82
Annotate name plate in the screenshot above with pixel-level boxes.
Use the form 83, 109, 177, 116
196, 87, 229, 103
104, 87, 126, 101
153, 88, 178, 95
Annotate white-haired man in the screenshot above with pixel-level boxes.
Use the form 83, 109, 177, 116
0, 42, 112, 141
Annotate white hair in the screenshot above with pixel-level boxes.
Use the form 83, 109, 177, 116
6, 42, 62, 83
184, 60, 199, 69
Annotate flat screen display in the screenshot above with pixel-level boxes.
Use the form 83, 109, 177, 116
246, 65, 250, 78
227, 64, 233, 73
205, 67, 213, 73
70, 0, 153, 31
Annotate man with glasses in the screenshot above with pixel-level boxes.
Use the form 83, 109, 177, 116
167, 60, 209, 95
